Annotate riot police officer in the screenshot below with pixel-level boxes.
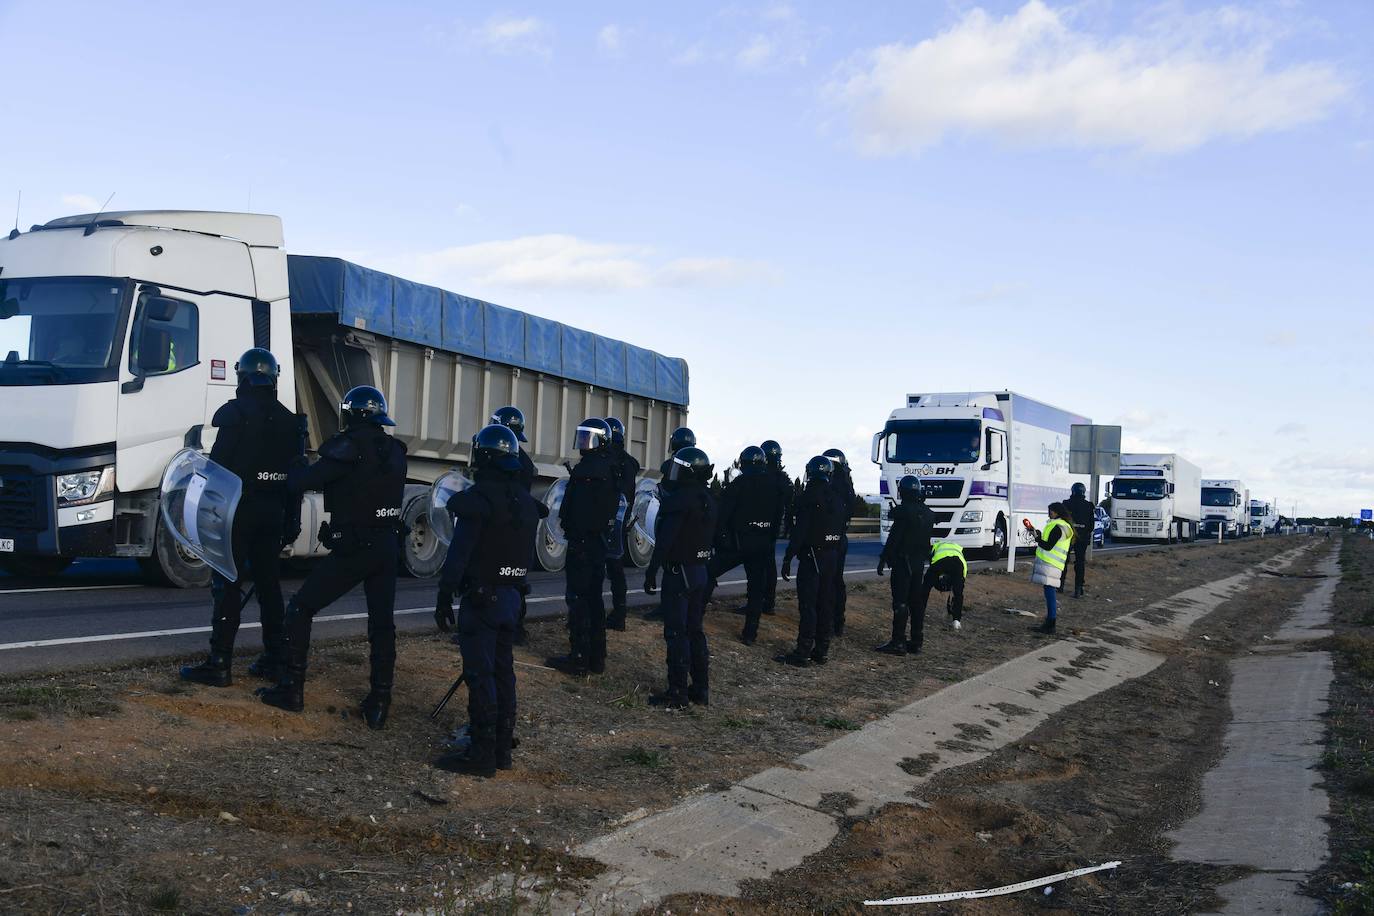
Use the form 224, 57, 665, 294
1063, 482, 1095, 598
778, 456, 847, 667
875, 476, 937, 655
547, 418, 619, 675
604, 417, 640, 631
644, 447, 717, 707
258, 385, 407, 729
760, 440, 792, 617
489, 405, 537, 643
180, 348, 302, 687
643, 426, 696, 622
432, 425, 544, 776
822, 448, 856, 637
707, 446, 782, 645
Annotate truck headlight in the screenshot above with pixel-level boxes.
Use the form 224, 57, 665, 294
56, 467, 115, 507
960, 510, 983, 523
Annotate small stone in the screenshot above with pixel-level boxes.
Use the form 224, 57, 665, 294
217, 811, 241, 824
281, 889, 313, 905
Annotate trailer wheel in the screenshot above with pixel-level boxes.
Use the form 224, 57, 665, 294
985, 516, 1008, 560
400, 496, 445, 578
535, 517, 567, 572
0, 556, 73, 579
140, 515, 212, 588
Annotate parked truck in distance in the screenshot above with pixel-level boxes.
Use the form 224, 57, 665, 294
1249, 499, 1280, 535
1108, 453, 1202, 542
871, 391, 1090, 558
1201, 478, 1250, 539
0, 211, 689, 585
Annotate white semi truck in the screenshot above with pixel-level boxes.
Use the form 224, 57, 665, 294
1249, 499, 1280, 534
1108, 453, 1202, 542
1201, 478, 1250, 539
0, 210, 689, 585
871, 391, 1090, 557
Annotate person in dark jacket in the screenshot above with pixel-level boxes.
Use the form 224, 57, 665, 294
644, 447, 717, 707
180, 348, 302, 687
482, 405, 538, 644
874, 475, 937, 655
1062, 482, 1095, 598
760, 440, 792, 616
547, 419, 620, 675
822, 449, 856, 637
432, 424, 545, 777
258, 385, 407, 728
642, 426, 696, 623
604, 417, 640, 631
777, 456, 846, 667
705, 446, 782, 644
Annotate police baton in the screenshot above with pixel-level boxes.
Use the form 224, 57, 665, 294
430, 669, 465, 720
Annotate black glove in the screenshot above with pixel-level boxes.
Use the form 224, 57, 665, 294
781, 556, 792, 582
644, 565, 658, 595
876, 559, 886, 576
435, 588, 455, 632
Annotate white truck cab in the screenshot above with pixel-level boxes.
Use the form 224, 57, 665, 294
1201, 478, 1249, 538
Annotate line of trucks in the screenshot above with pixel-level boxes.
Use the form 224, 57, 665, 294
870, 392, 1280, 554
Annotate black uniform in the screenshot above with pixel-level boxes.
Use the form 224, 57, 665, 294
278, 425, 407, 704
1063, 493, 1095, 595
762, 466, 794, 614
437, 468, 543, 769
878, 498, 937, 649
647, 480, 717, 704
707, 471, 782, 642
829, 464, 856, 636
782, 481, 847, 662
558, 451, 620, 673
188, 386, 300, 679
512, 447, 537, 644
605, 444, 640, 629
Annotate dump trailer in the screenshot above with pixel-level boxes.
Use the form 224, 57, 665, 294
0, 211, 688, 586
1108, 453, 1202, 542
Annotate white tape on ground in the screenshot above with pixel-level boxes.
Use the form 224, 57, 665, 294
863, 861, 1122, 905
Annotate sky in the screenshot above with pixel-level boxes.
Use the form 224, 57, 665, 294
1, 0, 1371, 516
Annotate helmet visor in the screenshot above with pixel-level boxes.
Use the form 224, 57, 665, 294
573, 426, 605, 451
668, 455, 691, 482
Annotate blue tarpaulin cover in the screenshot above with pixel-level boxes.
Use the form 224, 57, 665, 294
288, 255, 689, 405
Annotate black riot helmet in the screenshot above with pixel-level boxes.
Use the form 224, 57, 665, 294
574, 417, 611, 454
738, 445, 766, 475
668, 447, 713, 484
489, 405, 527, 443
805, 455, 834, 485
339, 385, 396, 430
1071, 482, 1087, 498
761, 439, 783, 469
605, 417, 626, 447
471, 424, 521, 472
235, 347, 279, 388
668, 426, 696, 454
822, 448, 848, 470
897, 475, 924, 502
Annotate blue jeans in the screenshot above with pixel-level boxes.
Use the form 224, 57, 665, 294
1043, 585, 1058, 620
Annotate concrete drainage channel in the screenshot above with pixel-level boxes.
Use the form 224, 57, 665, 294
509, 544, 1316, 913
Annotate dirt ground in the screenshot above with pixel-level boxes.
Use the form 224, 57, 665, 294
1308, 534, 1374, 915
0, 537, 1303, 914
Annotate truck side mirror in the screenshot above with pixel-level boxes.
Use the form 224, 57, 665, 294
870, 432, 882, 465
1168, 482, 1175, 494
143, 296, 180, 323
135, 328, 172, 374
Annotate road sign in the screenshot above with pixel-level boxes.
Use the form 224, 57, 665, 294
1070, 425, 1122, 477
1362, 509, 1373, 521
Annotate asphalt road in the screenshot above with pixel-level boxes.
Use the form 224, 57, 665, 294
0, 538, 1188, 676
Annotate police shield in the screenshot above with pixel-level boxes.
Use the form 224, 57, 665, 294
541, 478, 568, 548
159, 447, 242, 580
630, 479, 660, 552
605, 493, 629, 560
428, 469, 473, 546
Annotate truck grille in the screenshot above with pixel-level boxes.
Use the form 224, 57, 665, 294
0, 470, 42, 531
1119, 520, 1154, 535
921, 479, 963, 499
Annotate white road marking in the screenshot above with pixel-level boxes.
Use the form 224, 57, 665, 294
0, 584, 143, 596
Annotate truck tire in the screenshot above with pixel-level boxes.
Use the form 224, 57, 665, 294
534, 516, 567, 572
0, 556, 73, 579
400, 495, 445, 578
982, 516, 1008, 561
140, 516, 212, 589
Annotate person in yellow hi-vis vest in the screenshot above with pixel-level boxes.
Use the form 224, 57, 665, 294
1029, 503, 1075, 634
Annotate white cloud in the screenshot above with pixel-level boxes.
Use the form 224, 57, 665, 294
737, 35, 777, 69
60, 193, 102, 213
474, 15, 550, 56
673, 42, 705, 66
831, 0, 1350, 155
393, 234, 775, 293
597, 24, 623, 55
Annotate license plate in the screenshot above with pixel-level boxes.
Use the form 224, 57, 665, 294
0, 539, 13, 552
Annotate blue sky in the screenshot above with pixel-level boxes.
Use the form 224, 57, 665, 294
2, 0, 1370, 515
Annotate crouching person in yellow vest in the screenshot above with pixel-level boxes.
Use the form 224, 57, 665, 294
907, 540, 967, 652
1029, 503, 1074, 635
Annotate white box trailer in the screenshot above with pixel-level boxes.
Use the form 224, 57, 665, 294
1201, 478, 1249, 538
871, 391, 1090, 557
1109, 453, 1202, 542
0, 211, 688, 585
1249, 499, 1280, 534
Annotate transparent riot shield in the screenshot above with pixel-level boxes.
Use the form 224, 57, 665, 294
630, 480, 660, 553
159, 447, 242, 580
428, 470, 474, 546
605, 493, 629, 560
541, 478, 568, 548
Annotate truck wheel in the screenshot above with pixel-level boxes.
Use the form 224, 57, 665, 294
140, 516, 212, 588
0, 556, 73, 579
534, 517, 567, 572
400, 496, 445, 578
981, 517, 1008, 560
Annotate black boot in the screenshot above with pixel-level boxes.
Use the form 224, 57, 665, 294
1034, 618, 1057, 635
606, 608, 627, 631
496, 717, 516, 770
180, 651, 232, 687
435, 723, 497, 777
545, 653, 589, 676
775, 649, 811, 668
809, 648, 829, 665
688, 686, 709, 707
648, 688, 689, 709
1073, 586, 1084, 599
875, 606, 909, 655
246, 652, 284, 682
513, 625, 529, 647
360, 687, 391, 730
257, 604, 309, 712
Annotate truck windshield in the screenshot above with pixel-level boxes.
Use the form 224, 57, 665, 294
884, 419, 981, 464
1251, 506, 1266, 517
1112, 479, 1167, 500
0, 277, 130, 385
1202, 488, 1238, 507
